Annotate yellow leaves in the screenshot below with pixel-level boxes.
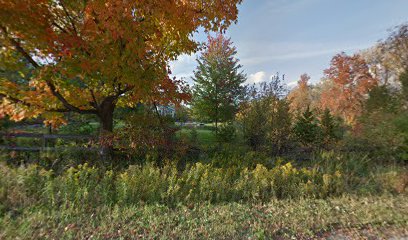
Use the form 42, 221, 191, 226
11, 109, 26, 121
287, 74, 313, 114
0, 99, 37, 122
43, 117, 67, 129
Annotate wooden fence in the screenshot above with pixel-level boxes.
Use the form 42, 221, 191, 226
0, 132, 97, 152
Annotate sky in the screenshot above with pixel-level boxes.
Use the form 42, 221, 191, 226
170, 0, 408, 87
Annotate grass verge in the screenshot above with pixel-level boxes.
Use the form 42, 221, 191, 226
1, 194, 407, 239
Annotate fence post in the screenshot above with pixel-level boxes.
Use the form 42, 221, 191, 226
41, 135, 45, 149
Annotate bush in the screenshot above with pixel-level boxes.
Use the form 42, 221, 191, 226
238, 96, 292, 154
293, 106, 322, 149
217, 123, 236, 143
117, 110, 178, 160
208, 145, 271, 169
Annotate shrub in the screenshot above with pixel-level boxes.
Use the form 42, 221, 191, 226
118, 110, 179, 162
293, 106, 322, 149
209, 147, 271, 169
217, 123, 236, 143
238, 96, 292, 155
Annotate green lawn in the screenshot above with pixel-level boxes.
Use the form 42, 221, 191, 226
177, 127, 216, 145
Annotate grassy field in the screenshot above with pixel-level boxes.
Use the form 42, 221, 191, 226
1, 195, 406, 239
178, 127, 216, 145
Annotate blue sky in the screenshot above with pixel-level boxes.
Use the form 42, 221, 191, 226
170, 0, 408, 87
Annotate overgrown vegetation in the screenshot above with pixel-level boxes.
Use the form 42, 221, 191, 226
1, 151, 407, 238
1, 152, 406, 211
0, 2, 408, 238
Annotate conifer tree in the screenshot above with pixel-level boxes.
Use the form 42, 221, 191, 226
320, 108, 340, 147
293, 106, 322, 148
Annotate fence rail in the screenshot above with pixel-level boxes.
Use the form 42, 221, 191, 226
0, 132, 97, 152
0, 133, 95, 139
0, 146, 98, 151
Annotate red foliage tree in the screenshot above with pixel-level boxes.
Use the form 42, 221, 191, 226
321, 53, 378, 124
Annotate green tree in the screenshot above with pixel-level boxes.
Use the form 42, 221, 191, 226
319, 108, 340, 147
238, 94, 269, 151
192, 34, 246, 134
395, 70, 408, 160
293, 106, 322, 148
354, 71, 408, 161
400, 70, 408, 103
268, 98, 292, 155
238, 76, 292, 154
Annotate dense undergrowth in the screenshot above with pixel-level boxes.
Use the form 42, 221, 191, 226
0, 150, 407, 239
1, 152, 406, 213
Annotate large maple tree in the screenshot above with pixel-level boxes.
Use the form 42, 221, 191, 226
321, 53, 378, 124
0, 0, 242, 133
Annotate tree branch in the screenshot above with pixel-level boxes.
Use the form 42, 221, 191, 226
60, 1, 78, 35
116, 85, 134, 97
0, 93, 31, 107
89, 89, 99, 108
47, 108, 95, 114
1, 26, 98, 115
52, 21, 69, 34
0, 25, 41, 69
46, 80, 98, 114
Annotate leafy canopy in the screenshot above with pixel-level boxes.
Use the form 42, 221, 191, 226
0, 0, 242, 128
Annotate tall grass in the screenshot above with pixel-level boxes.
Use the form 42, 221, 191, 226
1, 152, 405, 213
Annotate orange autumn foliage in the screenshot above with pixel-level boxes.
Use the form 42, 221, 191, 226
0, 0, 242, 130
320, 53, 378, 124
288, 73, 312, 114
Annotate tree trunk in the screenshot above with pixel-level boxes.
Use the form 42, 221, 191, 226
98, 97, 116, 161
215, 118, 218, 136
100, 109, 114, 133
215, 82, 219, 137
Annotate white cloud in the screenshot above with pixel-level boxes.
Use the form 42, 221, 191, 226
169, 54, 197, 75
287, 81, 298, 88
168, 54, 199, 85
247, 71, 267, 84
